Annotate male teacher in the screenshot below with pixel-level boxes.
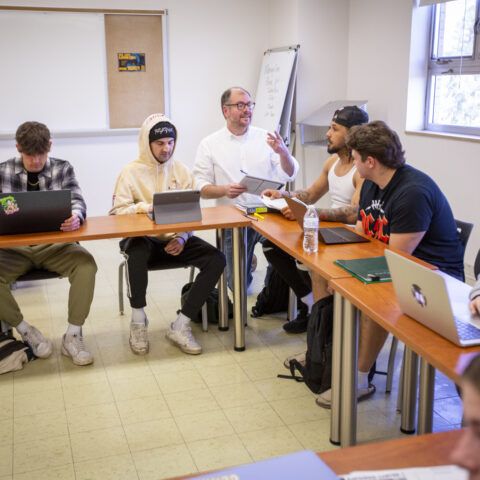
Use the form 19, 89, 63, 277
193, 86, 299, 290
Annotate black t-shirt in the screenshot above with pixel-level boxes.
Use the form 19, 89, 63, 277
358, 165, 464, 280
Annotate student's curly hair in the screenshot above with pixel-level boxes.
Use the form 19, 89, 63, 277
15, 121, 51, 156
345, 120, 406, 169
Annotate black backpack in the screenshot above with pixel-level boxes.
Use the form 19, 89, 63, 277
251, 267, 290, 317
0, 331, 34, 375
279, 295, 334, 394
180, 282, 233, 324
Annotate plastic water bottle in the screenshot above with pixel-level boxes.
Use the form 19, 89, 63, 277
303, 205, 319, 253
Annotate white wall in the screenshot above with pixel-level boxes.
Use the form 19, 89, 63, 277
346, 0, 480, 273
0, 0, 270, 215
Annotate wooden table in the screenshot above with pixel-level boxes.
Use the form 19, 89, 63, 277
0, 206, 251, 350
164, 429, 463, 479
330, 275, 480, 448
319, 429, 463, 475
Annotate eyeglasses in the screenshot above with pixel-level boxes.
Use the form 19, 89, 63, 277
224, 102, 256, 111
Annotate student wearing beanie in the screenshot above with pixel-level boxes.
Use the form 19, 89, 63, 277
110, 114, 226, 355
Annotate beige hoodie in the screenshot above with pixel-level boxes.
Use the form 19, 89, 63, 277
110, 113, 193, 242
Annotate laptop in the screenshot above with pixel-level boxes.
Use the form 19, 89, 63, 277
148, 190, 202, 225
0, 190, 71, 235
385, 249, 480, 347
283, 196, 369, 245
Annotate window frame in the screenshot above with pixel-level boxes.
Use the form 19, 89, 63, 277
425, 0, 480, 136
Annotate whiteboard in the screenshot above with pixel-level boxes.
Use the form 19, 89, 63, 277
252, 47, 298, 141
0, 10, 108, 133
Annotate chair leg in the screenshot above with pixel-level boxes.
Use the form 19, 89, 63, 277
189, 266, 195, 283
287, 288, 297, 321
201, 303, 208, 332
119, 262, 125, 315
386, 336, 399, 393
397, 347, 406, 412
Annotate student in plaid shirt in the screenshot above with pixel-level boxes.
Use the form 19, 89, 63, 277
0, 121, 97, 366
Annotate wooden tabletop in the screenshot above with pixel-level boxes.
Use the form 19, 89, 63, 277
252, 213, 434, 280
319, 429, 463, 474
164, 429, 463, 479
330, 277, 480, 383
0, 206, 250, 247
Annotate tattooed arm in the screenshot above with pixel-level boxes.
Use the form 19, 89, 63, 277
315, 170, 365, 224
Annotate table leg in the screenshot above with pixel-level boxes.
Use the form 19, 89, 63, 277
232, 226, 246, 351
216, 228, 229, 331
340, 299, 359, 447
330, 290, 344, 445
417, 359, 435, 434
400, 346, 418, 434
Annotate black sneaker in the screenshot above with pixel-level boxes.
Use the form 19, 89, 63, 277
283, 314, 309, 334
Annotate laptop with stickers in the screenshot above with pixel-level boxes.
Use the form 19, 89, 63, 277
385, 249, 480, 347
0, 190, 71, 235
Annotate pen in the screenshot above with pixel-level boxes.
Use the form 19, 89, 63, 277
240, 169, 248, 175
243, 214, 258, 221
253, 212, 264, 220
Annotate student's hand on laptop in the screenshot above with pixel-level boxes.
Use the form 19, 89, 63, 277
164, 237, 184, 256
60, 214, 81, 232
225, 183, 247, 199
470, 296, 480, 315
280, 206, 296, 221
261, 189, 282, 200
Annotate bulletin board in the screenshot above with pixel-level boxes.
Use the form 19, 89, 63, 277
0, 7, 167, 134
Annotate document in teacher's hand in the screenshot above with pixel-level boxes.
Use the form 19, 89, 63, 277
239, 172, 284, 195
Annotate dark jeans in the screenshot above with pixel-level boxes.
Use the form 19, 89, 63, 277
120, 236, 226, 320
262, 239, 312, 298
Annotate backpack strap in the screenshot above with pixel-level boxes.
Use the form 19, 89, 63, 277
0, 339, 28, 361
277, 359, 305, 383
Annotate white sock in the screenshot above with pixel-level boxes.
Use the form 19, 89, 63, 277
300, 292, 314, 314
16, 320, 31, 335
358, 370, 369, 390
66, 324, 81, 337
172, 312, 190, 330
131, 308, 146, 324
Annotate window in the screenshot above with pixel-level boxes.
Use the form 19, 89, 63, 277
426, 0, 480, 135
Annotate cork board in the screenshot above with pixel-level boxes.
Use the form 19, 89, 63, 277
105, 15, 165, 129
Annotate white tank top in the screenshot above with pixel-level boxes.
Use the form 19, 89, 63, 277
327, 157, 356, 208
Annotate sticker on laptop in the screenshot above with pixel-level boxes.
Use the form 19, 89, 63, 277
0, 196, 19, 215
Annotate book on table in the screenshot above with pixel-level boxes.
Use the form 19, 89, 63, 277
334, 256, 392, 284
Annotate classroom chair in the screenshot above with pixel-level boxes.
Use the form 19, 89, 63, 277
118, 261, 208, 331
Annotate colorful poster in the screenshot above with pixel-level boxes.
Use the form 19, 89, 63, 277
118, 53, 146, 72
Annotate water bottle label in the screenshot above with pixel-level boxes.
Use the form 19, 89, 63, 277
304, 218, 319, 229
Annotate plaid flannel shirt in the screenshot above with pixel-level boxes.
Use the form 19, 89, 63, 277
0, 156, 87, 223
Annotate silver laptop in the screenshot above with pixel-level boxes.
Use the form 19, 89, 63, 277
385, 249, 480, 347
0, 190, 71, 235
148, 190, 202, 225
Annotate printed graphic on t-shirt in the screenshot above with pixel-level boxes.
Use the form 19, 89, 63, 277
360, 199, 389, 244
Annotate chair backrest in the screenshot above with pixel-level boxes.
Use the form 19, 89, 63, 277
455, 219, 474, 249
474, 249, 480, 279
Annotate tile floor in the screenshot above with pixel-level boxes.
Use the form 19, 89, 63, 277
0, 232, 463, 479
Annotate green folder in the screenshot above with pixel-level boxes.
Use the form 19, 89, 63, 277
334, 256, 392, 284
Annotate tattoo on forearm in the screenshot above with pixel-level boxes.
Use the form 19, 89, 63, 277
294, 190, 312, 204
316, 206, 358, 224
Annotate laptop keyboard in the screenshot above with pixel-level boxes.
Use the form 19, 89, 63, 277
455, 318, 480, 340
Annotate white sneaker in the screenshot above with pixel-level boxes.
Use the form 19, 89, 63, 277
20, 325, 52, 359
129, 320, 149, 355
166, 323, 202, 355
61, 333, 93, 366
315, 384, 376, 409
